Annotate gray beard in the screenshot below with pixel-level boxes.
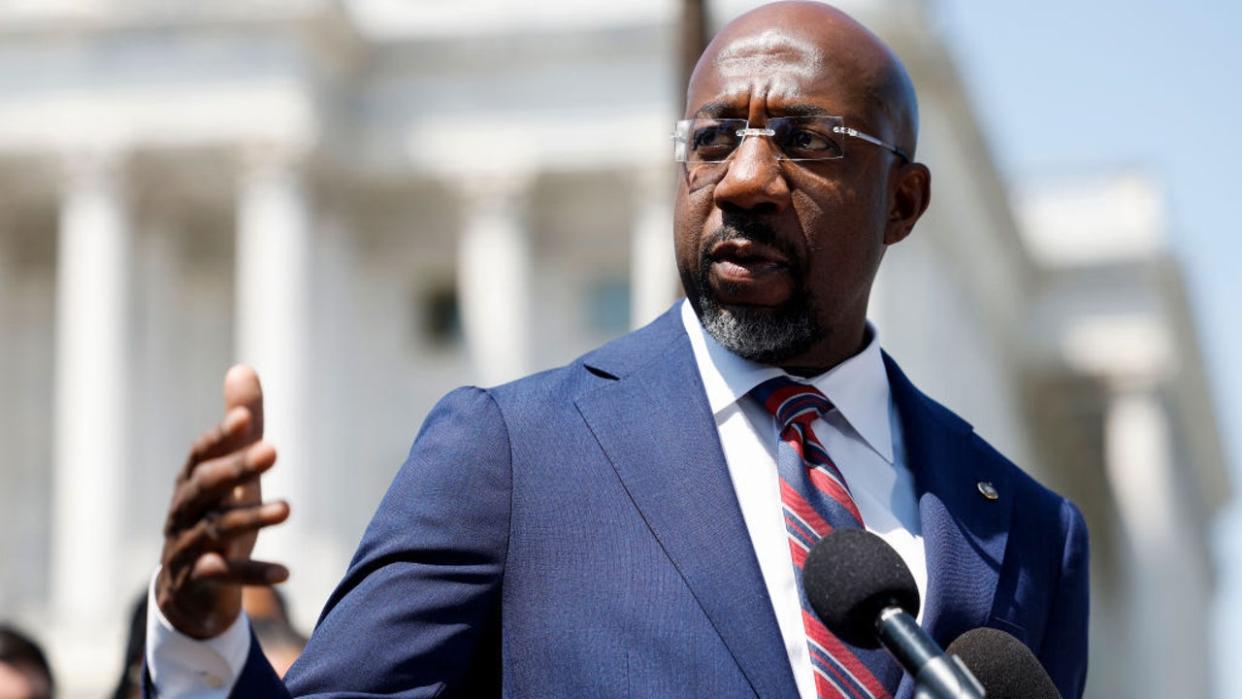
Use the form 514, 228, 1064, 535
695, 265, 822, 365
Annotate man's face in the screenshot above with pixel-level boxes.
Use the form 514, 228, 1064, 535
675, 29, 901, 367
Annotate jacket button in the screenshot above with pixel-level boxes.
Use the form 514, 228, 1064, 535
977, 481, 999, 501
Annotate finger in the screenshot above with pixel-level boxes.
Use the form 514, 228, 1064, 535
191, 552, 289, 585
223, 365, 264, 441
182, 501, 290, 551
167, 443, 277, 531
163, 501, 289, 574
182, 407, 253, 478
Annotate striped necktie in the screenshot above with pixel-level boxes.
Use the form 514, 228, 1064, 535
752, 376, 901, 699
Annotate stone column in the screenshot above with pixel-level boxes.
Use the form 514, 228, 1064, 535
234, 147, 311, 582
457, 175, 532, 386
50, 152, 130, 627
131, 212, 186, 568
630, 169, 679, 328
1104, 384, 1208, 699
0, 201, 13, 609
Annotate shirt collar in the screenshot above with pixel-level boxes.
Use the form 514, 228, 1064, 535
680, 299, 895, 464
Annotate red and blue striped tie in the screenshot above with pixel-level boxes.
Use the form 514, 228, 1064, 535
752, 376, 901, 699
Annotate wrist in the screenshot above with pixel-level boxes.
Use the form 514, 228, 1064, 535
154, 567, 240, 640
146, 566, 252, 696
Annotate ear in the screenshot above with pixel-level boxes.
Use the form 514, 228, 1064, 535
884, 162, 931, 245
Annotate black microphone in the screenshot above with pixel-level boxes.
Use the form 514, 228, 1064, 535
803, 529, 983, 699
946, 628, 1061, 699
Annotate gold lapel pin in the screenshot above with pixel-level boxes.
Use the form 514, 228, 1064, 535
977, 481, 999, 501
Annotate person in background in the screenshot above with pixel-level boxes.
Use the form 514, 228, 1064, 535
112, 596, 148, 699
0, 625, 53, 699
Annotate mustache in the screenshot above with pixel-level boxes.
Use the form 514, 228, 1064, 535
702, 212, 801, 268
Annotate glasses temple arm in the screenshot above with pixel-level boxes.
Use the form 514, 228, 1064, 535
836, 126, 912, 163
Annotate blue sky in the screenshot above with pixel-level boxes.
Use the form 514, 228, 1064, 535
931, 0, 1241, 694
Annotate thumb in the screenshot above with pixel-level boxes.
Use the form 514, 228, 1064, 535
224, 364, 264, 440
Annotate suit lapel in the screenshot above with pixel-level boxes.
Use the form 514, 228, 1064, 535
884, 355, 1012, 645
575, 320, 799, 699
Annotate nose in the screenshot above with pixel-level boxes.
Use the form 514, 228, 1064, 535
711, 133, 791, 216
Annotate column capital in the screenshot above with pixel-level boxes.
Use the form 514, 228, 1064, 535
455, 171, 536, 212
57, 148, 129, 194
236, 142, 311, 181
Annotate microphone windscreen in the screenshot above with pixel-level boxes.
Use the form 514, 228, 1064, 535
802, 529, 920, 649
946, 627, 1061, 699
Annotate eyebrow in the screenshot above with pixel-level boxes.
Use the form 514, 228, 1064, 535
776, 104, 831, 117
693, 100, 742, 118
692, 101, 834, 118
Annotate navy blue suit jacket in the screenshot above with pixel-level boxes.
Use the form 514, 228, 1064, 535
213, 306, 1088, 698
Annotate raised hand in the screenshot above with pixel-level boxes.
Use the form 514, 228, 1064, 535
155, 365, 291, 639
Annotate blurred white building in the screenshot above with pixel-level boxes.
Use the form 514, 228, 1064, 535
0, 1, 1228, 696
1013, 171, 1230, 699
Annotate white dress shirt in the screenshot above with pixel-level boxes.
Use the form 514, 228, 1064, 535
147, 301, 927, 698
679, 300, 926, 699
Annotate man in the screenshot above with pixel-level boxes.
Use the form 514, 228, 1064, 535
146, 2, 1089, 697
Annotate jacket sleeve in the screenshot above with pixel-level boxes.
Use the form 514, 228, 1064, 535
269, 386, 513, 698
1038, 498, 1090, 699
228, 631, 291, 698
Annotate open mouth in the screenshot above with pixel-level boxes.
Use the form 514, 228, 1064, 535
708, 239, 791, 279
704, 238, 796, 306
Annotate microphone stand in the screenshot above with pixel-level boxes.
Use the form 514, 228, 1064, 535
875, 608, 985, 699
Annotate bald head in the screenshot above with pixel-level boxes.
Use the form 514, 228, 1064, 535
688, 1, 919, 157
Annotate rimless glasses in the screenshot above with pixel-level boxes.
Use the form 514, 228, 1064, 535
673, 116, 910, 165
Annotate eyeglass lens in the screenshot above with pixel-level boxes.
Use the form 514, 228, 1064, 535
675, 117, 847, 163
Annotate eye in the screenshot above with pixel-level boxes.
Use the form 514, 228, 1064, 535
692, 125, 737, 150
784, 129, 843, 157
